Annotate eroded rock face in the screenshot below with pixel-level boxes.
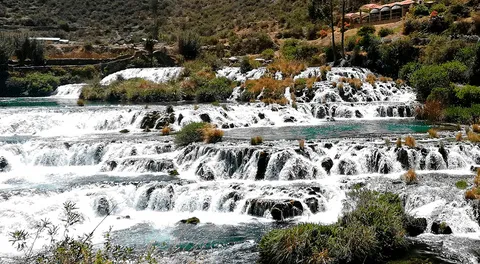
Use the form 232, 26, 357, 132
140, 111, 175, 129
101, 158, 175, 173
338, 159, 357, 175
321, 157, 334, 174
404, 216, 427, 237
431, 221, 453, 235
95, 196, 110, 216
0, 157, 9, 172
245, 199, 303, 221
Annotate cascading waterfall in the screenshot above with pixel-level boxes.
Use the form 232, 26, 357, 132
1, 67, 479, 262
51, 84, 86, 99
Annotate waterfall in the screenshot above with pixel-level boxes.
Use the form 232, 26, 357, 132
52, 84, 86, 99
100, 67, 184, 85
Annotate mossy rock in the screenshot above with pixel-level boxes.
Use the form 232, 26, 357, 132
180, 217, 200, 225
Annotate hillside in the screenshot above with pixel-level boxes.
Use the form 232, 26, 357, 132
0, 0, 312, 43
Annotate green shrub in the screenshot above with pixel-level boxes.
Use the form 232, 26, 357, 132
378, 27, 394, 37
430, 3, 447, 13
456, 180, 468, 190
231, 32, 274, 55
178, 31, 200, 60
240, 57, 253, 74
196, 77, 233, 103
427, 87, 453, 105
442, 61, 468, 84
399, 62, 421, 84
251, 136, 264, 145
357, 25, 376, 36
380, 38, 418, 78
281, 39, 319, 61
421, 36, 465, 65
174, 122, 208, 146
444, 106, 478, 123
410, 65, 449, 102
261, 49, 275, 60
454, 85, 480, 107
259, 190, 408, 264
413, 4, 430, 16
81, 79, 182, 102
7, 73, 60, 97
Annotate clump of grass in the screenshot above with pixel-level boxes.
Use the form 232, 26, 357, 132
211, 101, 220, 107
337, 82, 344, 90
366, 74, 376, 85
465, 188, 479, 200
456, 132, 463, 141
379, 76, 388, 83
251, 136, 264, 145
202, 124, 224, 144
119, 129, 129, 134
473, 124, 480, 133
299, 139, 305, 150
396, 138, 402, 148
331, 82, 337, 87
162, 126, 171, 136
405, 136, 416, 148
474, 169, 480, 187
77, 99, 85, 106
348, 78, 363, 89
455, 180, 468, 190
467, 131, 480, 142
403, 169, 418, 185
427, 129, 438, 138
194, 105, 199, 111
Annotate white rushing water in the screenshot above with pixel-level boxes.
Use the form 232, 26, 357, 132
52, 84, 87, 99
0, 67, 479, 262
100, 67, 184, 85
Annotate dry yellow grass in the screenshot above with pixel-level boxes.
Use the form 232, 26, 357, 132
366, 74, 377, 85
405, 136, 416, 148
456, 132, 463, 141
465, 188, 478, 200
404, 169, 418, 185
348, 78, 363, 89
427, 129, 438, 138
202, 124, 224, 144
162, 126, 171, 135
267, 60, 306, 77
474, 169, 480, 187
467, 131, 480, 142
337, 82, 344, 90
396, 138, 402, 148
299, 139, 305, 150
473, 124, 480, 133
251, 136, 264, 145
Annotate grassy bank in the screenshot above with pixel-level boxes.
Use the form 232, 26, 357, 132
259, 190, 416, 264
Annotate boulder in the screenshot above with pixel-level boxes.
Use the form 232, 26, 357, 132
258, 113, 265, 119
246, 199, 303, 221
177, 113, 184, 125
140, 111, 161, 129
315, 106, 327, 119
431, 221, 452, 235
196, 162, 215, 181
304, 197, 320, 214
200, 113, 211, 123
0, 157, 9, 172
355, 110, 363, 118
283, 116, 296, 123
180, 217, 200, 225
404, 216, 427, 236
154, 113, 175, 129
338, 159, 358, 175
321, 157, 334, 174
95, 196, 110, 216
396, 148, 410, 170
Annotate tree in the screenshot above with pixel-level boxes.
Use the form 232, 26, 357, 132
149, 0, 159, 39
178, 31, 200, 60
144, 38, 155, 66
340, 0, 346, 59
471, 44, 480, 86
309, 0, 337, 63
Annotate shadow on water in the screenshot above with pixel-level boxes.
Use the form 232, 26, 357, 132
225, 120, 431, 141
